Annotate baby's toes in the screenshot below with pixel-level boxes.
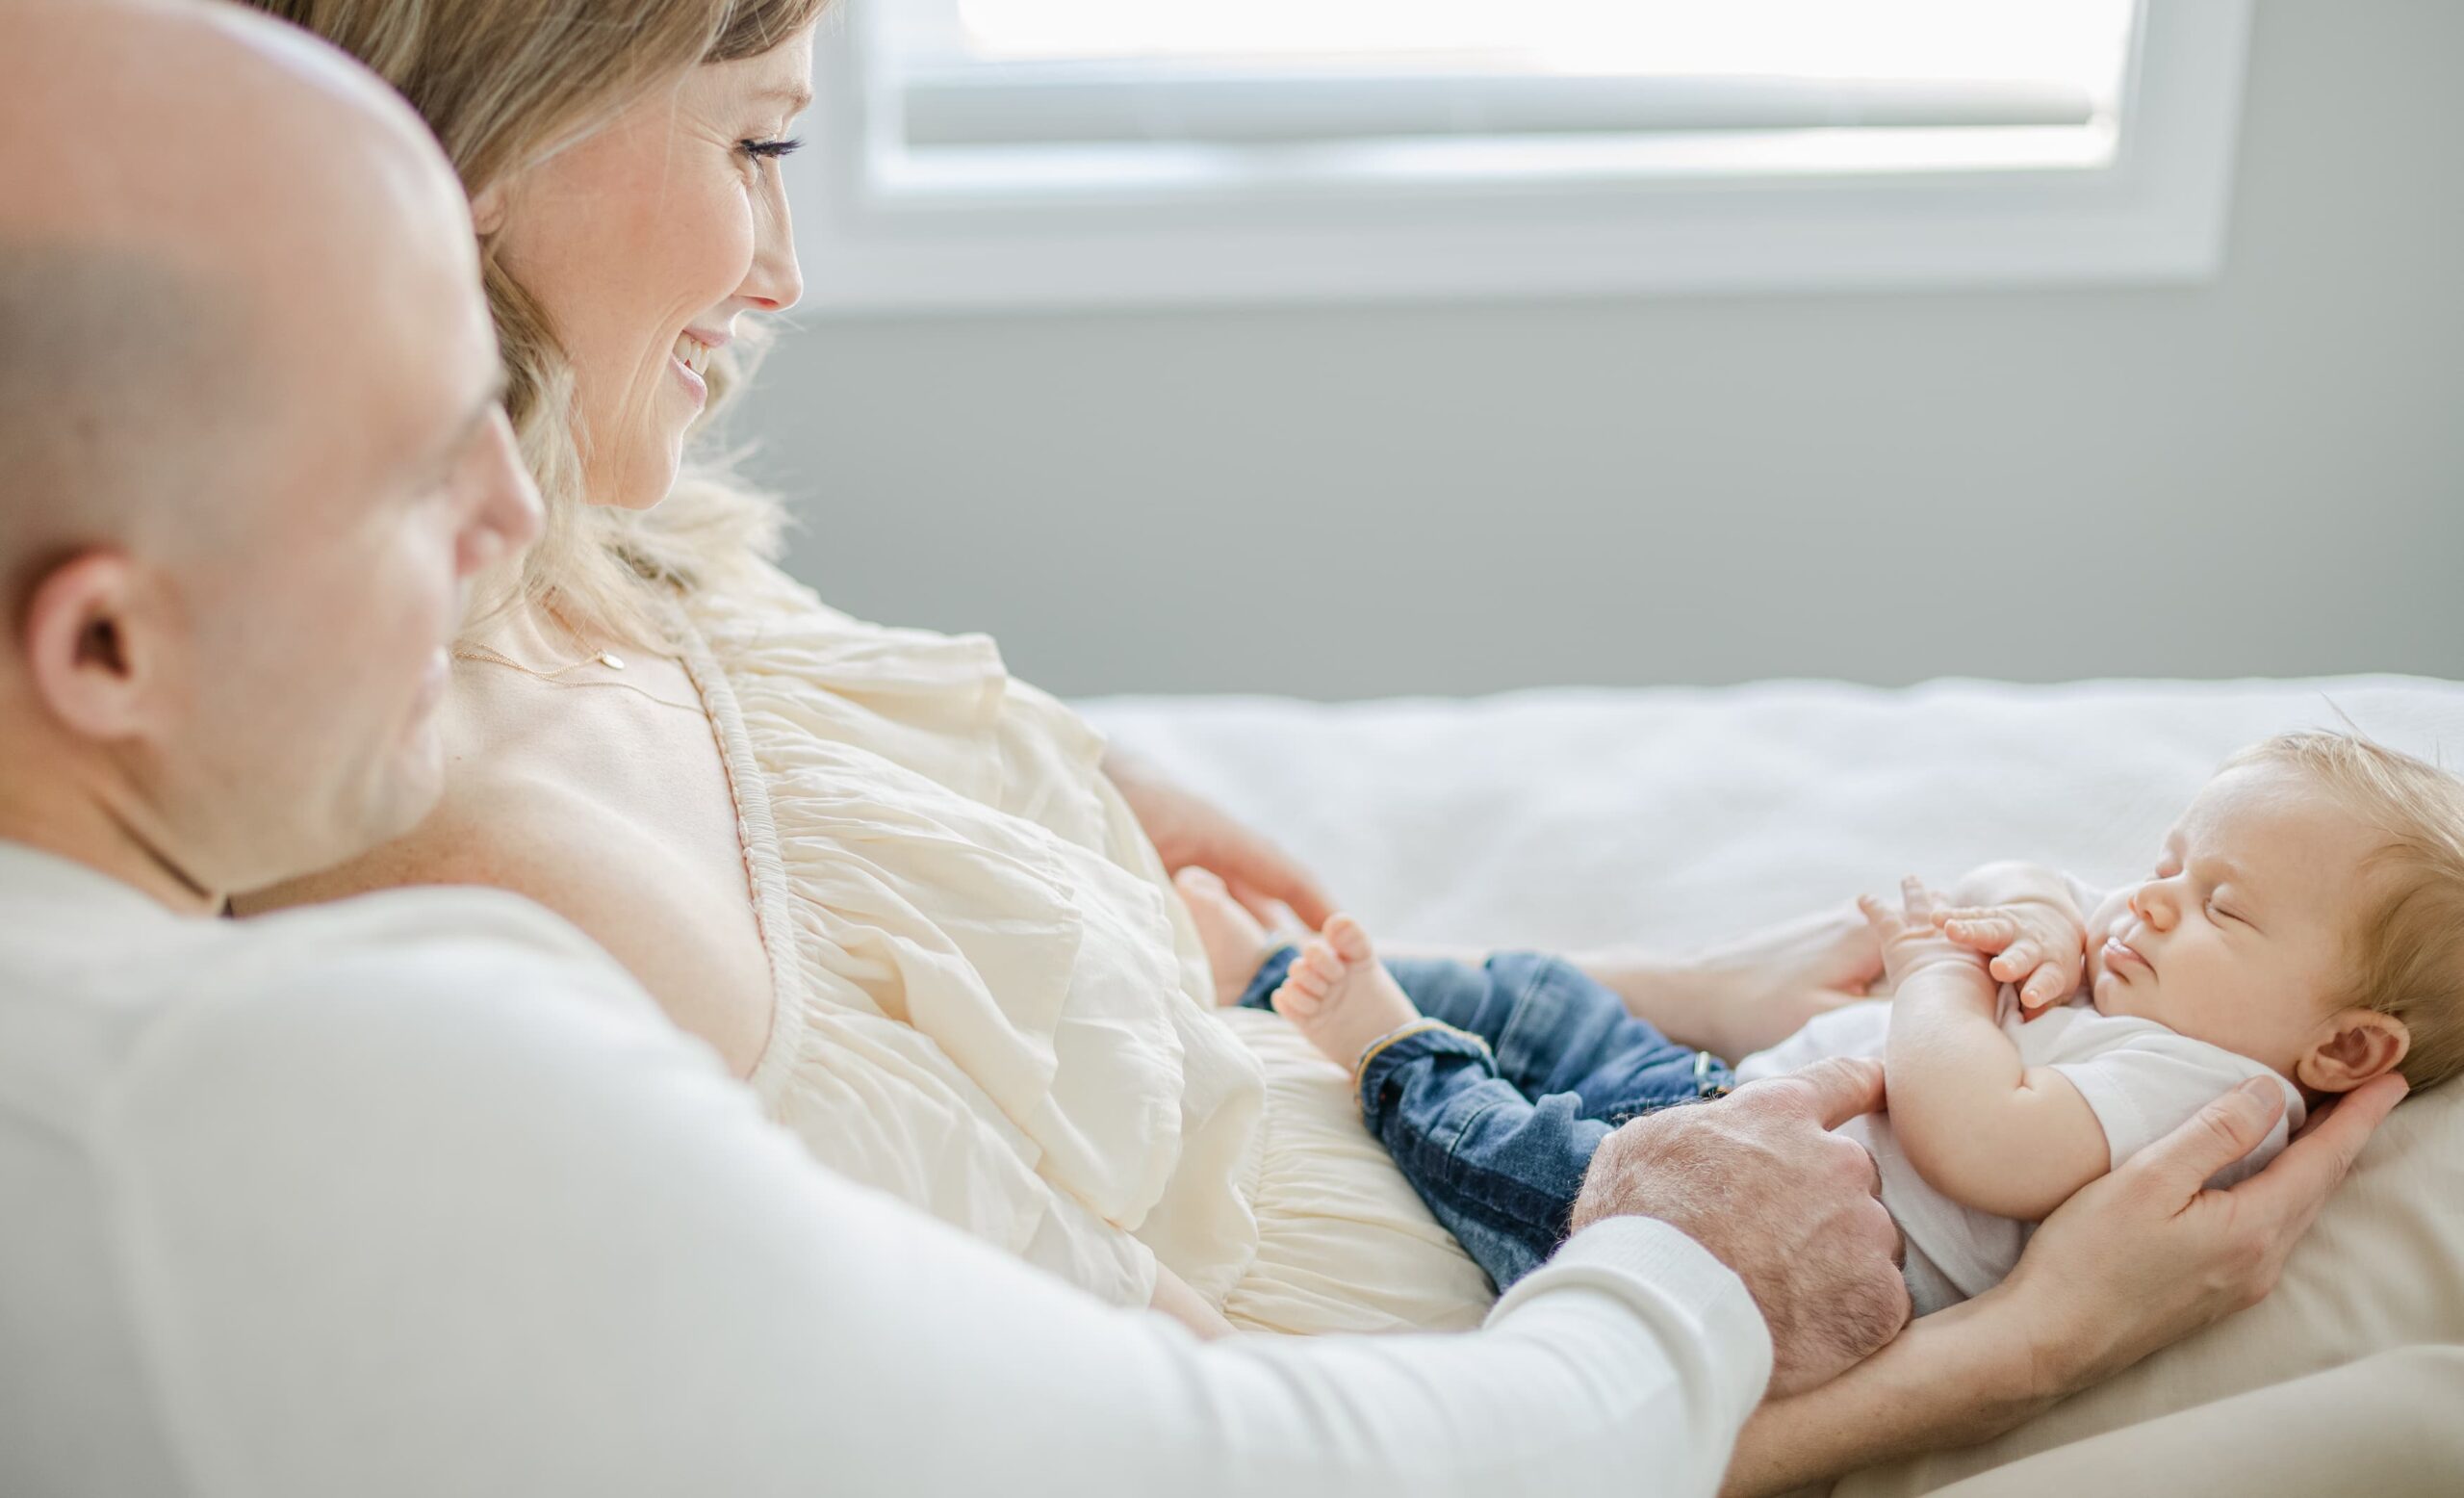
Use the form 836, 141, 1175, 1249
1270, 980, 1323, 1020
1296, 939, 1345, 984
1322, 915, 1375, 967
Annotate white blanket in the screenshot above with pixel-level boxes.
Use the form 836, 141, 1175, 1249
1083, 673, 2464, 1494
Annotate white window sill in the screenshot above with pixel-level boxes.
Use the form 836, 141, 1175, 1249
790, 2, 2250, 315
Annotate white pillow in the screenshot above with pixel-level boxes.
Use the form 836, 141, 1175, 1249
1838, 1074, 2464, 1495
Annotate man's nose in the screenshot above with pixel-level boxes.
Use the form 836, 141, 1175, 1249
458, 406, 543, 578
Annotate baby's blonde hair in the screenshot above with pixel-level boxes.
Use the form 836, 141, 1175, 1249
2229, 730, 2464, 1089
246, 0, 829, 647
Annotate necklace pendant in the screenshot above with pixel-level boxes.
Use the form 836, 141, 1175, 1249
598, 653, 626, 671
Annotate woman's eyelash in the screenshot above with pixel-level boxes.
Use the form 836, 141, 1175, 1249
740, 137, 804, 161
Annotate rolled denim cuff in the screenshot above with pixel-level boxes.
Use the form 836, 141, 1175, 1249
1356, 1020, 1499, 1120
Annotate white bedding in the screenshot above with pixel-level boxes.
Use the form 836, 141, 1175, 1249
1082, 673, 2464, 1494
1085, 674, 2464, 953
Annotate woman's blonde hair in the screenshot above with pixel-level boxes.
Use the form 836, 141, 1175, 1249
245, 0, 828, 645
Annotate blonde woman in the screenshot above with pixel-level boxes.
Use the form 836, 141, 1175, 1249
235, 3, 2352, 1485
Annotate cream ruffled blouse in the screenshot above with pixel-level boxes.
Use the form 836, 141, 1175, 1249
678, 564, 1494, 1334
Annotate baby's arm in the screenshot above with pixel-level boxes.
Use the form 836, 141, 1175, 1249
1864, 879, 2110, 1223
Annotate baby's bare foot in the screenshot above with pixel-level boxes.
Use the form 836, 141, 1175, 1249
1175, 867, 1277, 1007
1271, 915, 1423, 1072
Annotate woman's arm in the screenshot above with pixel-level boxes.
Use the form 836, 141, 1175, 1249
1103, 749, 1336, 926
1720, 1072, 2406, 1497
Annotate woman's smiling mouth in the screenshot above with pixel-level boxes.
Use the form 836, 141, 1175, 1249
670, 330, 717, 404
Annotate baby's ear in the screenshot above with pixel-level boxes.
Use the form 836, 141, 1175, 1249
2296, 1009, 2410, 1093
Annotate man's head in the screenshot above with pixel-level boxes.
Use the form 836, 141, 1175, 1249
0, 0, 542, 906
2086, 731, 2464, 1095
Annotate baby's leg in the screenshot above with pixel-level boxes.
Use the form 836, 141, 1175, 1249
1174, 867, 1285, 1007
1354, 1026, 1617, 1292
1381, 950, 1733, 1118
1270, 917, 1734, 1292
1260, 915, 1731, 1123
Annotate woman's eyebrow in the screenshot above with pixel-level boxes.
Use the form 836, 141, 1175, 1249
755, 85, 813, 114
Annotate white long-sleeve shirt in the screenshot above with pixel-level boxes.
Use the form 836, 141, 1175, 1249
0, 841, 1771, 1498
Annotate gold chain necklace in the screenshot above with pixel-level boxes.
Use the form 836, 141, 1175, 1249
454, 642, 628, 678
450, 642, 701, 713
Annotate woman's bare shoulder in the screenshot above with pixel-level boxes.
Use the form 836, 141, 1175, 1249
234, 762, 584, 918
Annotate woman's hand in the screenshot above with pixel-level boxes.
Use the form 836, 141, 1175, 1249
1721, 1069, 2407, 1497
1105, 751, 1336, 927
2003, 1068, 2407, 1393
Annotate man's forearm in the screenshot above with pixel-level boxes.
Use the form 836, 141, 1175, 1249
281, 961, 1781, 1498
1721, 1290, 2054, 1498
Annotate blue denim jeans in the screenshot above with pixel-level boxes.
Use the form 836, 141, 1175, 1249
1240, 947, 1733, 1292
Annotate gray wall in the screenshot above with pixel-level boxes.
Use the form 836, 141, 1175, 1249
739, 1, 2463, 700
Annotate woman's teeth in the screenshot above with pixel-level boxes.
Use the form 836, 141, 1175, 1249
675, 334, 712, 376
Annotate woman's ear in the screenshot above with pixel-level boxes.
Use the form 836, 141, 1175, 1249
470, 179, 509, 237
2297, 1008, 2411, 1093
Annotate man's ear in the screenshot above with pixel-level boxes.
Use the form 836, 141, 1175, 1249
20, 550, 168, 741
2297, 1008, 2411, 1093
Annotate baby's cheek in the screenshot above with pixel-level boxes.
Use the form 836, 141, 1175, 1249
2084, 888, 2133, 939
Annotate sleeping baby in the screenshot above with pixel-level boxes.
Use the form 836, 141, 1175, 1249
1176, 730, 2464, 1307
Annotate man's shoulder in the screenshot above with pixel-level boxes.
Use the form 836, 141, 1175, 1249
233, 881, 633, 984
0, 885, 659, 1140
170, 886, 665, 1067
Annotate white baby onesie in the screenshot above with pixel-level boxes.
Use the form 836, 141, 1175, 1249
1734, 990, 2305, 1315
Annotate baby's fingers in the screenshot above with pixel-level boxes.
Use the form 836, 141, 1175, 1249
1938, 909, 2018, 952
1988, 942, 2043, 982
2017, 961, 2072, 1011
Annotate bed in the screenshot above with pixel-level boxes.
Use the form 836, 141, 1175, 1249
1083, 673, 2464, 1494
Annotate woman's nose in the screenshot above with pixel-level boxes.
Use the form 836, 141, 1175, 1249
741, 195, 804, 313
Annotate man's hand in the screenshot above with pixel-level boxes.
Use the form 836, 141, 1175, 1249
2003, 1070, 2408, 1393
1929, 892, 2089, 1015
1105, 752, 1335, 926
1572, 1056, 1911, 1398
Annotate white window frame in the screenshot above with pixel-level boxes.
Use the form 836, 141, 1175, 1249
789, 1, 2252, 314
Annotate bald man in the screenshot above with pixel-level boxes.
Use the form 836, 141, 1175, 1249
0, 4, 2404, 1497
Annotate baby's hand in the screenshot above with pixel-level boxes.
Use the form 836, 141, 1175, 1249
1927, 893, 2087, 1014
1859, 877, 1994, 991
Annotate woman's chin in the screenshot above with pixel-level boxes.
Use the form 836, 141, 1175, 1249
583, 444, 685, 511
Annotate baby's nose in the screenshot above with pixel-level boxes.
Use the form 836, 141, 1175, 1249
2129, 884, 2175, 929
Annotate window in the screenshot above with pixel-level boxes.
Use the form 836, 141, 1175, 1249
792, 1, 2253, 311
